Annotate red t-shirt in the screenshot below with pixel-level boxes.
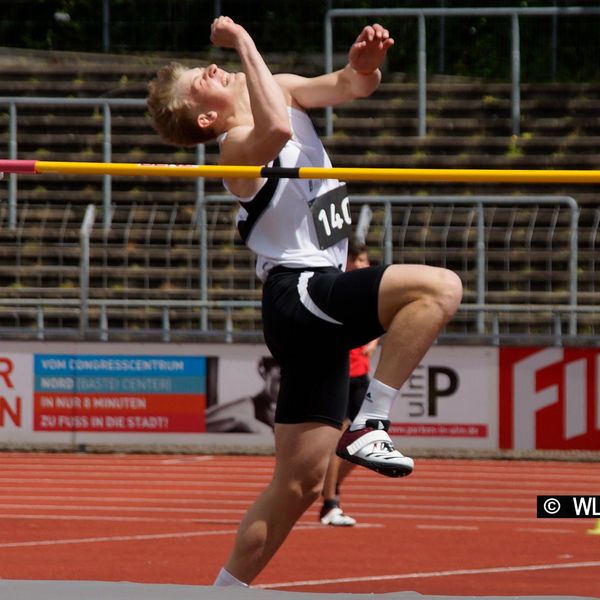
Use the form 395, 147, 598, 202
349, 345, 370, 378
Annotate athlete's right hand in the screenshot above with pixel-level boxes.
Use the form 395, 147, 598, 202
210, 16, 247, 50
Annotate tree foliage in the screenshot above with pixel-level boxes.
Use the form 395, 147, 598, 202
0, 0, 598, 81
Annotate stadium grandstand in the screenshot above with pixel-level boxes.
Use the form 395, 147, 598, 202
0, 38, 599, 343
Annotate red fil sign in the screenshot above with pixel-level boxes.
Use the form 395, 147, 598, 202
0, 357, 22, 429
500, 348, 600, 450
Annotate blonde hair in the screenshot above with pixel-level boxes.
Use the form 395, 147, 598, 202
146, 62, 217, 147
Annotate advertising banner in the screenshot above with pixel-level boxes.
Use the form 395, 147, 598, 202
499, 347, 600, 450
33, 354, 206, 433
3, 343, 599, 451
388, 346, 498, 449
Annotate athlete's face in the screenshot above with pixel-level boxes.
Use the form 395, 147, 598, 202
178, 64, 242, 112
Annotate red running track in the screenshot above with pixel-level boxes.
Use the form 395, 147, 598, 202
0, 452, 598, 596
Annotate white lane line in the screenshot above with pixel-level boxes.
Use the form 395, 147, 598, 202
0, 513, 242, 523
0, 458, 269, 465
255, 560, 600, 589
0, 506, 377, 523
0, 473, 272, 482
349, 503, 531, 513
338, 484, 599, 496
1, 465, 594, 484
0, 462, 589, 477
0, 489, 547, 509
0, 494, 253, 506
516, 527, 577, 534
0, 522, 383, 549
0, 465, 274, 475
2, 501, 589, 531
416, 525, 480, 531
1, 473, 594, 487
159, 457, 216, 464
341, 478, 600, 490
396, 467, 600, 478
346, 496, 534, 506
0, 510, 575, 527
0, 476, 598, 494
406, 462, 600, 471
0, 501, 533, 515
345, 493, 534, 503
0, 529, 238, 548
0, 464, 272, 473
2, 458, 596, 476
0, 465, 589, 480
0, 486, 260, 497
2, 475, 597, 494
2, 466, 597, 484
0, 492, 536, 508
0, 477, 267, 487
323, 512, 572, 525
0, 503, 249, 514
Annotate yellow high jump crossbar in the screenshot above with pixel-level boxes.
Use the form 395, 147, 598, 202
2, 159, 600, 183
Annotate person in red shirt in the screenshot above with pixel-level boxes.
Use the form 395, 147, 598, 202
319, 240, 378, 526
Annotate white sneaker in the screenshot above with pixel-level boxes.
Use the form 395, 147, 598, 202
336, 419, 414, 478
320, 506, 356, 526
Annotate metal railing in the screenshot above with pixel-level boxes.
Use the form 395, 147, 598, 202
0, 297, 262, 343
324, 6, 600, 137
79, 204, 95, 334
0, 189, 586, 345
355, 194, 580, 336
0, 94, 595, 345
0, 297, 596, 346
1, 96, 146, 230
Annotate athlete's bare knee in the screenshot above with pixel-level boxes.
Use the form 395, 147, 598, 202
273, 424, 339, 511
433, 269, 463, 319
281, 482, 321, 514
379, 265, 462, 327
295, 466, 327, 505
274, 464, 326, 509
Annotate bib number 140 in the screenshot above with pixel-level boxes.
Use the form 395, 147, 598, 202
318, 197, 351, 236
310, 184, 352, 249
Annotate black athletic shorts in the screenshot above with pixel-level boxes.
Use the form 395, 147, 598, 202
261, 264, 388, 429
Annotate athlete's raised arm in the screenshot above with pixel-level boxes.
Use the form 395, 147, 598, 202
276, 24, 394, 110
211, 17, 292, 197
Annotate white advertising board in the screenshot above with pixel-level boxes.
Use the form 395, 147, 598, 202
0, 353, 34, 443
388, 346, 499, 449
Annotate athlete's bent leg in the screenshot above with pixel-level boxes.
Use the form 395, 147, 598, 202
350, 264, 462, 426
221, 422, 341, 585
339, 265, 462, 477
375, 264, 462, 388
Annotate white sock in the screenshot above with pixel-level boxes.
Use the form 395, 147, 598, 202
213, 567, 249, 587
349, 378, 398, 431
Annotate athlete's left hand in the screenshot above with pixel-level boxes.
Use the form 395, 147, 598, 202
210, 15, 247, 50
348, 24, 394, 75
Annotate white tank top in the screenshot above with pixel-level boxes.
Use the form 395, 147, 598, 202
222, 107, 349, 282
